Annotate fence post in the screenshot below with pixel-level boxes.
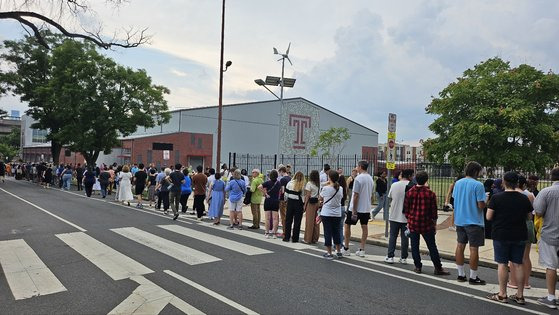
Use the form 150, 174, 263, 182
274, 154, 277, 169
233, 152, 236, 167
260, 154, 263, 172
337, 154, 340, 169
293, 154, 296, 171
246, 154, 249, 172
354, 154, 357, 167
306, 154, 309, 176
228, 152, 231, 169
321, 155, 324, 169
281, 154, 284, 165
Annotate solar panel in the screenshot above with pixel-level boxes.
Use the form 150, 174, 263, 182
265, 76, 281, 86
282, 78, 296, 88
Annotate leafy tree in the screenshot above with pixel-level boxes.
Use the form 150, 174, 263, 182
310, 127, 351, 164
50, 40, 170, 165
0, 127, 20, 162
424, 57, 559, 172
1, 32, 69, 164
0, 108, 6, 118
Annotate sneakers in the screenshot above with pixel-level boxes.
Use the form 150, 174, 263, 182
413, 267, 422, 274
227, 225, 235, 230
434, 268, 451, 276
469, 277, 486, 285
323, 253, 334, 260
355, 249, 365, 257
336, 252, 343, 259
342, 248, 351, 256
173, 213, 179, 220
384, 256, 394, 264
248, 226, 259, 229
399, 258, 407, 265
537, 297, 557, 309
457, 276, 467, 282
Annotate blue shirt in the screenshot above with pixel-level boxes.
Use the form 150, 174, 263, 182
226, 178, 246, 202
181, 176, 192, 195
452, 177, 486, 227
131, 167, 138, 176
155, 172, 165, 183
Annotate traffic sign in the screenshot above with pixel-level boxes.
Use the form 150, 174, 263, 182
387, 113, 397, 170
388, 113, 397, 133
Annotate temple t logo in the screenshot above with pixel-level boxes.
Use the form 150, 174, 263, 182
289, 114, 311, 149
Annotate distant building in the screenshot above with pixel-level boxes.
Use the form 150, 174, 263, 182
0, 116, 21, 136
377, 142, 424, 162
10, 110, 20, 118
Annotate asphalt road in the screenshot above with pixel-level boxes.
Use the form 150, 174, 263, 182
0, 178, 553, 315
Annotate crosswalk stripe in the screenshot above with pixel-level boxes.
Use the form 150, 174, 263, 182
56, 232, 153, 280
165, 270, 258, 315
0, 239, 67, 300
111, 227, 221, 265
158, 225, 273, 256
205, 224, 310, 250
109, 275, 204, 315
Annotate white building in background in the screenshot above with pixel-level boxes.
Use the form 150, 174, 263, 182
378, 142, 424, 162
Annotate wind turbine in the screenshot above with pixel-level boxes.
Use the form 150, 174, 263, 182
273, 43, 294, 99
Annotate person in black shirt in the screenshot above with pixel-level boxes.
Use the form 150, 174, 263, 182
371, 171, 387, 220
147, 169, 158, 207
75, 163, 84, 191
168, 163, 185, 220
486, 171, 532, 304
98, 167, 111, 198
133, 163, 148, 208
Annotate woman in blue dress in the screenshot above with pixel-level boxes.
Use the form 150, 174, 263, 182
207, 172, 226, 225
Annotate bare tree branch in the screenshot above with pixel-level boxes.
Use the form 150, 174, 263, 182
0, 9, 150, 49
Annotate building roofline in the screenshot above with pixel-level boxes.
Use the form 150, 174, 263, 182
167, 97, 379, 135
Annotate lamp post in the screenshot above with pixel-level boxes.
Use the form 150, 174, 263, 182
216, 0, 232, 171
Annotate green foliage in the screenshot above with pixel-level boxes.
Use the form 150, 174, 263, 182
1, 32, 170, 166
0, 108, 6, 118
424, 57, 559, 172
0, 127, 20, 161
310, 127, 351, 162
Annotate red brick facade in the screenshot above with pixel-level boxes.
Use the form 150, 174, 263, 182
22, 146, 86, 165
121, 132, 213, 169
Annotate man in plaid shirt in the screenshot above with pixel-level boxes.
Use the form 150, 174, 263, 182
404, 171, 450, 275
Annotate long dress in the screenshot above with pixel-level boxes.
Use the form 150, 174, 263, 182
117, 172, 134, 202
208, 180, 225, 218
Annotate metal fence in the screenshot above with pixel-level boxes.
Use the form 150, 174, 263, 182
228, 152, 556, 209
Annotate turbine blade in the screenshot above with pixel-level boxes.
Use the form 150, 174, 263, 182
286, 56, 293, 66
273, 47, 279, 55
286, 42, 291, 55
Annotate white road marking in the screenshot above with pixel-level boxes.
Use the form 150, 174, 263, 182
0, 239, 67, 300
56, 232, 153, 280
302, 249, 548, 312
111, 227, 220, 265
158, 225, 273, 256
165, 270, 258, 315
109, 275, 204, 315
0, 187, 86, 232
205, 224, 311, 250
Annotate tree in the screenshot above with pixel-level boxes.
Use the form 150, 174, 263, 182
310, 127, 351, 164
424, 57, 559, 172
1, 32, 68, 164
0, 127, 20, 161
0, 1, 149, 50
0, 108, 6, 118
50, 40, 170, 166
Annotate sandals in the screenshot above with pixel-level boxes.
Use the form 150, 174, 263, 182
486, 293, 508, 303
509, 294, 526, 305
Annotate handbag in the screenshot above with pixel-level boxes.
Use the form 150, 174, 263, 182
243, 189, 252, 205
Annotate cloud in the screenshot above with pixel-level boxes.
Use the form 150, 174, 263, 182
170, 69, 188, 77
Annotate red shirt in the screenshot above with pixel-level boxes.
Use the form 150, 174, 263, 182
404, 185, 438, 234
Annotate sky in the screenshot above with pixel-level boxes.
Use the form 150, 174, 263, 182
1, 0, 559, 146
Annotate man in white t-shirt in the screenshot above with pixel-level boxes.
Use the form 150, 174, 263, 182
384, 168, 414, 264
319, 164, 330, 188
343, 160, 374, 257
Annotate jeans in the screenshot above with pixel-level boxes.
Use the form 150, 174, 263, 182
193, 194, 206, 218
410, 230, 442, 269
159, 191, 170, 210
100, 182, 108, 198
371, 193, 386, 219
169, 190, 181, 215
76, 176, 83, 191
180, 193, 191, 212
321, 216, 342, 247
62, 174, 72, 190
387, 221, 409, 259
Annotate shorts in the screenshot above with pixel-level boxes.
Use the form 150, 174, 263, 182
264, 198, 279, 211
344, 211, 370, 225
135, 185, 145, 196
526, 220, 536, 244
456, 225, 485, 247
539, 239, 559, 270
229, 200, 243, 212
493, 240, 525, 264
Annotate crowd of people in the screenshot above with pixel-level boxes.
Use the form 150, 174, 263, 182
2, 158, 559, 309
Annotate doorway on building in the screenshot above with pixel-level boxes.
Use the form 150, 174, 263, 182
188, 156, 204, 169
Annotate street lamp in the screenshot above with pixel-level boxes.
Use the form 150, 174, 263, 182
216, 0, 231, 171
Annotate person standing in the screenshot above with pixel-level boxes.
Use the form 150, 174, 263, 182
338, 174, 348, 243
107, 165, 115, 195
343, 160, 374, 257
405, 171, 450, 276
346, 168, 357, 206
61, 165, 73, 190
207, 172, 226, 225
98, 167, 110, 198
453, 161, 487, 285
278, 166, 291, 236
259, 169, 281, 238
534, 167, 559, 309
168, 163, 185, 221
371, 171, 388, 220
75, 163, 84, 191
133, 164, 148, 209
226, 169, 246, 229
192, 165, 208, 220
147, 168, 158, 207
83, 166, 96, 197
249, 169, 264, 229
485, 171, 531, 304
303, 170, 321, 244
318, 170, 344, 259
283, 171, 306, 242
0, 161, 5, 183
155, 167, 166, 209
319, 164, 330, 188
118, 165, 134, 206
180, 169, 192, 213
384, 169, 413, 264
155, 168, 171, 214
